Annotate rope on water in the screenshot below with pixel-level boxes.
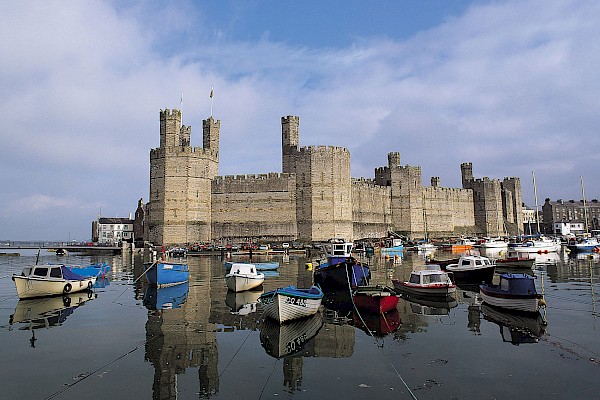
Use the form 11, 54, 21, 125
112, 260, 157, 304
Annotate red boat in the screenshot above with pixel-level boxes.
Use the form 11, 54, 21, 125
353, 308, 401, 336
352, 285, 399, 314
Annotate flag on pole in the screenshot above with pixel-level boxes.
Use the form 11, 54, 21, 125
180, 92, 183, 104
209, 85, 214, 98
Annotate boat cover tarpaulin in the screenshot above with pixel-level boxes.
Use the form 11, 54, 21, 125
61, 266, 87, 280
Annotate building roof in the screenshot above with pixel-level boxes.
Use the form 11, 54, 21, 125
99, 217, 133, 224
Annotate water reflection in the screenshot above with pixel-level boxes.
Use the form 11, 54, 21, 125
9, 292, 95, 347
480, 304, 547, 345
225, 289, 262, 315
259, 312, 323, 358
143, 282, 189, 310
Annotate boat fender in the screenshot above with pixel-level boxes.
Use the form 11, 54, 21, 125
538, 298, 547, 307
305, 262, 313, 271
87, 281, 93, 290
63, 296, 71, 307
63, 283, 72, 293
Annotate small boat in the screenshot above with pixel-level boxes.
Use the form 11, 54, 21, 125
381, 238, 404, 253
259, 311, 323, 358
224, 261, 279, 271
225, 290, 262, 315
442, 238, 475, 252
144, 261, 189, 288
225, 263, 265, 292
353, 308, 401, 337
392, 265, 456, 299
566, 236, 600, 253
416, 240, 437, 252
495, 252, 535, 269
352, 285, 399, 314
479, 237, 509, 249
12, 265, 96, 299
480, 303, 547, 344
444, 255, 496, 284
479, 273, 545, 313
52, 262, 111, 278
259, 285, 323, 324
143, 281, 189, 310
312, 239, 371, 289
403, 295, 458, 315
509, 236, 561, 253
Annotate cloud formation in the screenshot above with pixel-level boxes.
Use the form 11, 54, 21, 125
1, 0, 598, 240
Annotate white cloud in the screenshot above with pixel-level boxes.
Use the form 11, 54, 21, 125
1, 0, 599, 239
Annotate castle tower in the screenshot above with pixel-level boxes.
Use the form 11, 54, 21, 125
502, 177, 523, 235
461, 162, 474, 189
282, 116, 300, 174
148, 109, 219, 246
203, 117, 220, 155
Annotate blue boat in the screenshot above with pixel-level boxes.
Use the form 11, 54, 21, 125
143, 281, 189, 310
312, 239, 370, 289
381, 238, 404, 253
145, 261, 189, 288
566, 237, 600, 253
479, 273, 545, 313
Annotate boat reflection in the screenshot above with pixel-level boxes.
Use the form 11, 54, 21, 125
321, 287, 353, 316
225, 289, 262, 315
259, 312, 324, 358
9, 292, 95, 347
143, 281, 189, 310
480, 303, 547, 345
352, 308, 401, 337
402, 294, 458, 316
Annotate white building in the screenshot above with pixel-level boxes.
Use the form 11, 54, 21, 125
92, 216, 134, 245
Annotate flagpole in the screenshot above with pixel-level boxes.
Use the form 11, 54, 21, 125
210, 85, 214, 117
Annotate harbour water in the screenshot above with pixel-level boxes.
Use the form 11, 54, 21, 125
0, 248, 598, 399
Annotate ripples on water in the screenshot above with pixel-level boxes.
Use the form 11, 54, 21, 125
0, 248, 598, 399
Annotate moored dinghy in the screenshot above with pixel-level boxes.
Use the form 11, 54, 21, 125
444, 255, 496, 284
225, 263, 265, 292
145, 261, 189, 288
259, 285, 323, 324
479, 273, 545, 313
312, 238, 371, 289
352, 285, 399, 314
392, 265, 456, 299
12, 265, 96, 299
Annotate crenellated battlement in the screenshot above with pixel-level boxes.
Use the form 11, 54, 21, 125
150, 146, 219, 160
214, 172, 294, 182
299, 145, 350, 154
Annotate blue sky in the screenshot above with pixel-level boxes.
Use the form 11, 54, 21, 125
1, 0, 599, 241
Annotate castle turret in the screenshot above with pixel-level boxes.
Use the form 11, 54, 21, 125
388, 152, 401, 168
282, 116, 300, 174
203, 116, 220, 155
461, 162, 473, 189
160, 109, 182, 148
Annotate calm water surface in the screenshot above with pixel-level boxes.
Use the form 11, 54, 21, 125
0, 248, 598, 399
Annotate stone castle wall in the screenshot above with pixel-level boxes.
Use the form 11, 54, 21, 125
211, 173, 298, 243
146, 110, 522, 246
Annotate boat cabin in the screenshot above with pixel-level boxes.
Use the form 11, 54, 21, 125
498, 273, 537, 295
21, 265, 63, 279
409, 266, 453, 285
454, 255, 493, 269
321, 239, 353, 258
228, 263, 258, 276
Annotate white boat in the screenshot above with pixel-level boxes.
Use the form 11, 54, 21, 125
392, 265, 456, 298
259, 285, 323, 324
225, 263, 265, 292
259, 311, 323, 358
510, 236, 561, 253
12, 265, 97, 299
479, 237, 509, 249
445, 255, 496, 284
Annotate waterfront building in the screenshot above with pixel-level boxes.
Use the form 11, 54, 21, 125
542, 198, 600, 235
145, 109, 523, 246
92, 216, 134, 245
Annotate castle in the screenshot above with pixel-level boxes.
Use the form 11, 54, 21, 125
144, 109, 523, 246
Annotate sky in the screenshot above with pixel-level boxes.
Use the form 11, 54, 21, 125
1, 0, 599, 241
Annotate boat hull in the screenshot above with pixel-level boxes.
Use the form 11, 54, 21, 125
496, 258, 535, 269
12, 275, 96, 299
313, 259, 371, 289
146, 262, 189, 288
260, 286, 323, 324
392, 280, 456, 299
352, 286, 399, 314
446, 265, 495, 284
225, 274, 265, 292
479, 287, 541, 313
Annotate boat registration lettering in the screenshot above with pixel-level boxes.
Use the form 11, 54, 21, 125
163, 265, 173, 270
285, 297, 307, 307
286, 333, 308, 353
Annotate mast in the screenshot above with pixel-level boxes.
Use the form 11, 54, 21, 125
532, 171, 541, 235
581, 176, 589, 235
